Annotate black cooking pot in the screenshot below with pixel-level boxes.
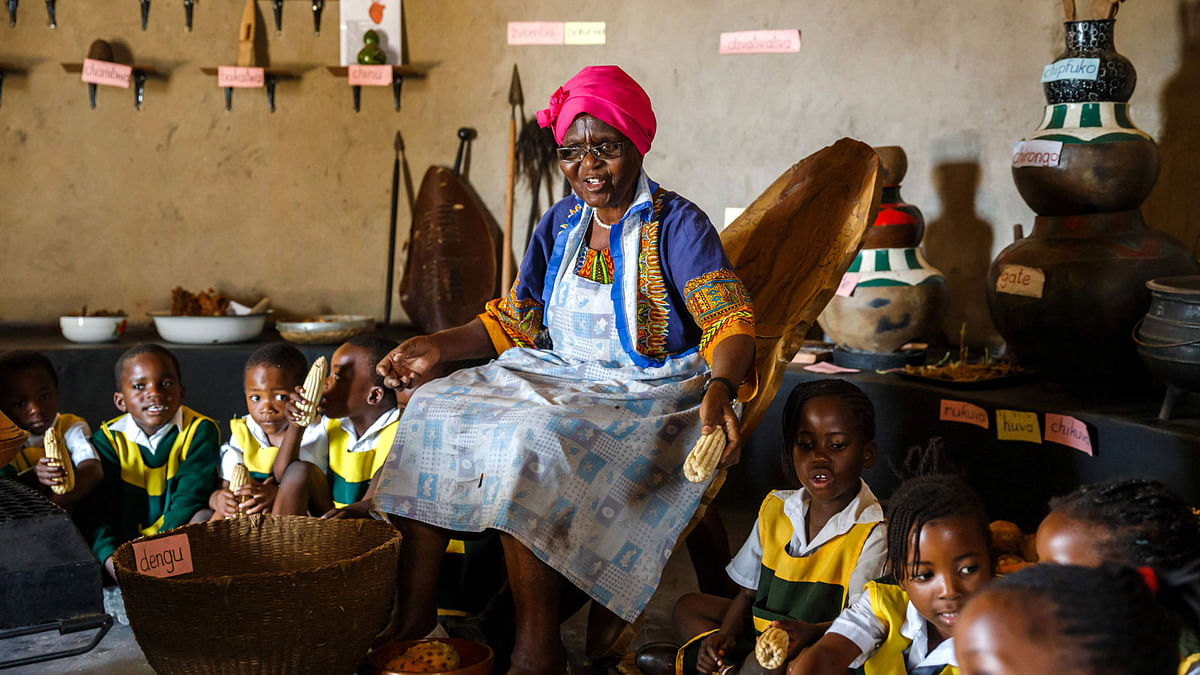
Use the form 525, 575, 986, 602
1135, 275, 1200, 419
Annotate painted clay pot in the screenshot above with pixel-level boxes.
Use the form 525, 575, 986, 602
986, 210, 1198, 385
1012, 101, 1158, 215
821, 147, 947, 352
820, 247, 947, 353
1043, 20, 1135, 104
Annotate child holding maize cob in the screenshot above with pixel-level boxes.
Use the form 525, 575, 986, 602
80, 344, 220, 582
206, 343, 332, 519
273, 335, 400, 518
0, 350, 103, 509
649, 380, 886, 675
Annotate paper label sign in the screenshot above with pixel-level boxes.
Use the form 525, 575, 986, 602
939, 399, 989, 429
507, 21, 565, 45
1041, 57, 1101, 82
564, 21, 606, 45
1045, 413, 1093, 455
218, 66, 265, 88
348, 65, 393, 86
1012, 140, 1064, 168
130, 533, 193, 578
804, 361, 859, 374
835, 272, 861, 298
995, 264, 1045, 299
719, 29, 801, 54
996, 409, 1042, 443
81, 59, 132, 88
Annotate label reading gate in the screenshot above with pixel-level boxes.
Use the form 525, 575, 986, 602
995, 264, 1045, 299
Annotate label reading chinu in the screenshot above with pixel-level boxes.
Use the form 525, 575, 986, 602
1041, 58, 1101, 82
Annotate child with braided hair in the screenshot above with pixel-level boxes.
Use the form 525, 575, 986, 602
956, 563, 1189, 675
1035, 479, 1200, 672
789, 463, 993, 675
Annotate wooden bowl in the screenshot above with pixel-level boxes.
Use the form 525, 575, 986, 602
370, 638, 493, 675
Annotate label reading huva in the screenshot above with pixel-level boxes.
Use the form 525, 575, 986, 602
1041, 57, 1101, 82
996, 409, 1042, 443
995, 264, 1045, 299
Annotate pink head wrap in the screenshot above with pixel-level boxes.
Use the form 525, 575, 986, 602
536, 65, 656, 155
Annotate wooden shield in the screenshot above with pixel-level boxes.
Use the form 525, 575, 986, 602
721, 138, 882, 437
399, 166, 498, 333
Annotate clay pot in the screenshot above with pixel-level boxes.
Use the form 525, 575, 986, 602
820, 247, 947, 353
1043, 20, 1135, 104
986, 210, 1198, 385
1135, 276, 1200, 418
1013, 102, 1158, 215
865, 146, 923, 249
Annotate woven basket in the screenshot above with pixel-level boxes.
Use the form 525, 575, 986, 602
113, 515, 400, 675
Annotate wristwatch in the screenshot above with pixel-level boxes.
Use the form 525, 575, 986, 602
703, 376, 737, 402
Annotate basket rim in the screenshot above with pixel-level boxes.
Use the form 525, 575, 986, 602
113, 514, 401, 585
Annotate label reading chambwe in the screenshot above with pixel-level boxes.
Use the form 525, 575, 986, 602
995, 264, 1045, 298
1045, 413, 1093, 455
81, 59, 132, 88
939, 399, 989, 429
719, 29, 801, 54
1012, 140, 1064, 168
131, 533, 193, 578
996, 409, 1042, 443
217, 66, 265, 88
1041, 57, 1101, 82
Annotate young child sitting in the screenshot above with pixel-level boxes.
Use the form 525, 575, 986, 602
0, 350, 102, 508
1034, 479, 1200, 672
275, 335, 400, 518
790, 470, 994, 674
956, 563, 1192, 675
207, 343, 331, 519
81, 343, 220, 581
649, 379, 886, 674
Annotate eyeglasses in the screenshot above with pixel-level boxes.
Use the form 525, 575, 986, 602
556, 141, 626, 163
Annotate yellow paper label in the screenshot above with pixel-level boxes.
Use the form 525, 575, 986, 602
996, 409, 1042, 443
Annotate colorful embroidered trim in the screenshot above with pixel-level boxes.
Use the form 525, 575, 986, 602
574, 246, 615, 284
635, 192, 671, 359
683, 269, 755, 361
482, 273, 543, 349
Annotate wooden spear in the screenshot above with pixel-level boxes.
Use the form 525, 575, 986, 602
502, 65, 523, 294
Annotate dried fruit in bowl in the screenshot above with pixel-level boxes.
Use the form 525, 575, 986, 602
385, 641, 461, 672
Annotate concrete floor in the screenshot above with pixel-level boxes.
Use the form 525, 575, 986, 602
3, 505, 754, 674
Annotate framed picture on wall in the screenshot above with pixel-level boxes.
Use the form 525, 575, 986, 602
339, 0, 403, 66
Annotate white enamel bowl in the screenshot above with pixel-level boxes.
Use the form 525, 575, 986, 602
148, 312, 268, 344
60, 315, 128, 343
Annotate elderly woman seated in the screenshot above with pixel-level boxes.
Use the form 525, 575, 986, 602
373, 65, 756, 674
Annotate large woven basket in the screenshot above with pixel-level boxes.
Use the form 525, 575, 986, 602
113, 515, 400, 674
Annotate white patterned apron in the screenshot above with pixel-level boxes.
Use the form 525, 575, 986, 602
374, 219, 721, 622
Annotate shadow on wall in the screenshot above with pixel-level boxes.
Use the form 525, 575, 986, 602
922, 162, 1004, 350
1144, 1, 1200, 255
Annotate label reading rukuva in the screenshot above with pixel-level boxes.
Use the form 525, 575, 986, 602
939, 399, 989, 429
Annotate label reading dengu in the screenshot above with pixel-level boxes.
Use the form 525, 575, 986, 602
1041, 58, 1101, 82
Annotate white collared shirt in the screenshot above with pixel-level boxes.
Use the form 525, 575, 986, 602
219, 414, 331, 481
109, 408, 184, 454
24, 413, 98, 465
726, 479, 887, 602
830, 592, 959, 670
333, 407, 401, 454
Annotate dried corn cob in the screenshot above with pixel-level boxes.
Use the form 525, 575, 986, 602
755, 626, 789, 669
683, 426, 726, 483
295, 356, 327, 427
229, 463, 251, 515
43, 426, 75, 495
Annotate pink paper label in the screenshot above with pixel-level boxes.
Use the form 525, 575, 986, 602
507, 21, 565, 45
217, 66, 265, 88
81, 59, 132, 88
130, 533, 193, 578
804, 361, 859, 374
939, 399, 989, 429
1045, 413, 1093, 455
348, 65, 393, 86
835, 272, 861, 298
719, 29, 801, 54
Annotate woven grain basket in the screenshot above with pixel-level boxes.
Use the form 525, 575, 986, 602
113, 515, 400, 675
